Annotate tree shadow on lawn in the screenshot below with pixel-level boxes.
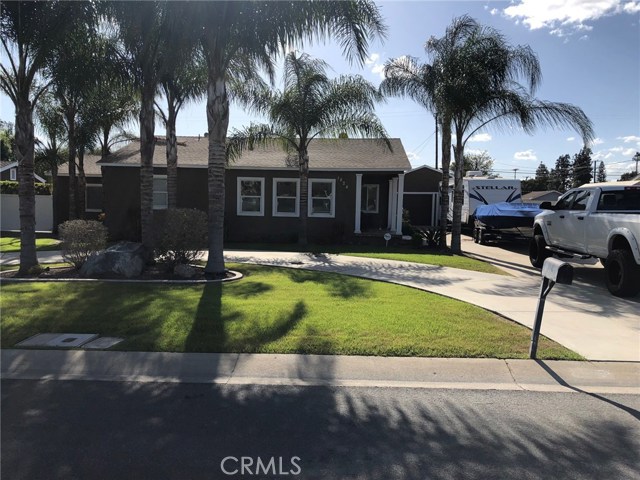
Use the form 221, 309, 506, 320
283, 268, 373, 299
184, 283, 307, 353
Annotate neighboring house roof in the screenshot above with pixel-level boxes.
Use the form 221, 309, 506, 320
521, 190, 562, 201
405, 164, 443, 176
1, 160, 46, 182
98, 137, 411, 171
57, 154, 103, 177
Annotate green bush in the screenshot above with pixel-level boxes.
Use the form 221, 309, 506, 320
0, 181, 52, 195
155, 208, 207, 267
59, 220, 108, 269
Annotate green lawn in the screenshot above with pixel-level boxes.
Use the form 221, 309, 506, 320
226, 243, 506, 275
0, 264, 578, 359
0, 236, 60, 253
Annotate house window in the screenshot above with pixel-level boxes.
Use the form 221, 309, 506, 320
308, 179, 336, 218
273, 178, 299, 217
9, 168, 16, 181
153, 175, 168, 210
86, 184, 103, 212
237, 177, 264, 216
361, 184, 379, 213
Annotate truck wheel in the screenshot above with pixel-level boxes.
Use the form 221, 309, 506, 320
473, 228, 479, 243
478, 229, 486, 245
529, 234, 551, 268
605, 249, 640, 297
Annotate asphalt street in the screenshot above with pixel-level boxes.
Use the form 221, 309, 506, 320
2, 380, 639, 480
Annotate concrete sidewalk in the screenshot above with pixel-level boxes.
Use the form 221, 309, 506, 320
2, 349, 638, 394
3, 248, 639, 361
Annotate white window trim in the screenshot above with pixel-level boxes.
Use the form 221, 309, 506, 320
272, 177, 300, 217
308, 178, 336, 218
237, 176, 265, 216
153, 174, 168, 210
9, 168, 16, 181
362, 184, 379, 214
85, 184, 103, 212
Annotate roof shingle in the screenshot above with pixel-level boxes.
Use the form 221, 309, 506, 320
97, 136, 410, 171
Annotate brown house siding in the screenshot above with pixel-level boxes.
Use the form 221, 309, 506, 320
55, 176, 104, 229
95, 167, 402, 244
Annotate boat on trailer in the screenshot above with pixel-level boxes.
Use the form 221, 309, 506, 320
472, 202, 543, 244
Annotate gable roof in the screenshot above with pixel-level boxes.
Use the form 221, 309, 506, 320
57, 154, 104, 177
405, 164, 443, 176
98, 136, 410, 171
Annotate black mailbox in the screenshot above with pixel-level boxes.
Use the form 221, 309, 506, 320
541, 257, 573, 285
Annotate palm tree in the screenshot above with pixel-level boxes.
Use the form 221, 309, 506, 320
108, 1, 185, 252
229, 51, 390, 245
35, 93, 67, 232
380, 54, 451, 248
0, 1, 92, 273
156, 50, 207, 209
430, 16, 594, 253
186, 0, 386, 276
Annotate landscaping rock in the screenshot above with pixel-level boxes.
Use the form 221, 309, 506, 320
174, 264, 197, 278
80, 242, 145, 278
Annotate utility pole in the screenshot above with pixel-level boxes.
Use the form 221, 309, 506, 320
593, 160, 597, 183
634, 151, 640, 175
513, 168, 518, 179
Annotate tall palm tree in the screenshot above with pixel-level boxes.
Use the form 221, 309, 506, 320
229, 51, 390, 245
428, 16, 594, 253
109, 1, 185, 252
187, 0, 386, 276
156, 50, 207, 209
0, 1, 92, 273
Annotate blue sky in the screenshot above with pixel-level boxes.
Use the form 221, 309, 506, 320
2, 0, 639, 179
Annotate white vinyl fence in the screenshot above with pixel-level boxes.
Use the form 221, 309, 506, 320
1, 194, 53, 232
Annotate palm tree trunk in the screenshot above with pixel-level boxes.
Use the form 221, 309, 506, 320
450, 132, 465, 254
139, 83, 156, 253
204, 70, 228, 277
77, 146, 87, 219
438, 115, 452, 249
66, 117, 77, 220
51, 161, 59, 234
166, 99, 178, 209
15, 98, 38, 274
298, 150, 309, 246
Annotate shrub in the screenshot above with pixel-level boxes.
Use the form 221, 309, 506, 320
59, 220, 108, 269
155, 208, 207, 268
0, 181, 52, 195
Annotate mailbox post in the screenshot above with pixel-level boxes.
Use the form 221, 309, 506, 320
529, 257, 574, 359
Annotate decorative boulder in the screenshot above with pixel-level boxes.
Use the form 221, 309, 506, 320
174, 264, 197, 279
80, 242, 146, 278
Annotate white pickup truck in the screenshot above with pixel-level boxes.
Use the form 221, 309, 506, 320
529, 180, 640, 297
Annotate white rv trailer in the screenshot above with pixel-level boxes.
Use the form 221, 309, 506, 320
448, 172, 522, 225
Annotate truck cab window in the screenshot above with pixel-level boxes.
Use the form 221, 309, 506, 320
571, 191, 590, 211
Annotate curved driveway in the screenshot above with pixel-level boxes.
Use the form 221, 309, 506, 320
223, 244, 640, 362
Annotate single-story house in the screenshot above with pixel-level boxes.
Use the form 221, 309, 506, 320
522, 190, 562, 204
1, 161, 47, 183
83, 136, 426, 244
56, 154, 104, 221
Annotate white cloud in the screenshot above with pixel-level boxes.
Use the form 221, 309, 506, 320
503, 0, 640, 37
623, 148, 636, 156
593, 137, 605, 145
406, 151, 421, 163
490, 8, 499, 15
566, 136, 575, 141
617, 135, 640, 143
514, 149, 537, 161
609, 146, 624, 153
365, 53, 385, 79
468, 133, 492, 142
